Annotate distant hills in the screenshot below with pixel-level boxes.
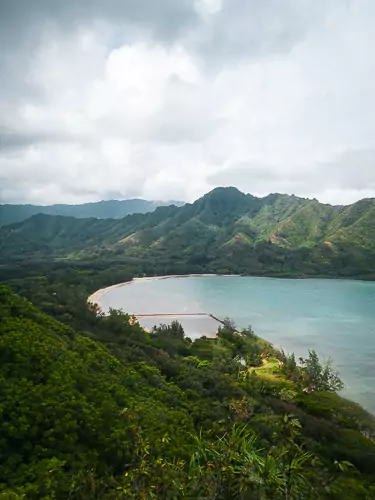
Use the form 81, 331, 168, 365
0, 198, 184, 226
1, 187, 375, 278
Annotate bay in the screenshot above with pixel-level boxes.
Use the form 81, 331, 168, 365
96, 275, 375, 414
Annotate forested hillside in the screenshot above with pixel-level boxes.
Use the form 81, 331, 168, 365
2, 187, 375, 279
0, 199, 183, 226
1, 281, 375, 499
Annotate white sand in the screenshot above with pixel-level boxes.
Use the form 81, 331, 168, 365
88, 273, 241, 306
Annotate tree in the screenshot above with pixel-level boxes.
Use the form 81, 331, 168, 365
1, 285, 374, 498
299, 350, 344, 393
150, 321, 189, 357
151, 320, 185, 339
240, 325, 258, 341
221, 317, 237, 332
277, 349, 300, 381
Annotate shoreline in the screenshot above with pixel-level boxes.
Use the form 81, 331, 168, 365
87, 271, 373, 307
88, 280, 133, 306
88, 273, 242, 306
87, 273, 375, 416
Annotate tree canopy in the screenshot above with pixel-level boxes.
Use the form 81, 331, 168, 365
0, 282, 374, 498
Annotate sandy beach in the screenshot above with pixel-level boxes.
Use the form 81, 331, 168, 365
88, 280, 133, 306
88, 273, 241, 307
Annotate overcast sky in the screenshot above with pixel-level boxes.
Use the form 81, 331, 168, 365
1, 0, 375, 205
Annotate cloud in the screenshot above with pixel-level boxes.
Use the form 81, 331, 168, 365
190, 0, 335, 66
0, 0, 197, 43
208, 149, 375, 204
1, 0, 375, 205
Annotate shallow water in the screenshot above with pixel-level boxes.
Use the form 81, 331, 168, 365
97, 276, 375, 414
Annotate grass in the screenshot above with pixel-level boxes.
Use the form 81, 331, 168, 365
251, 357, 281, 381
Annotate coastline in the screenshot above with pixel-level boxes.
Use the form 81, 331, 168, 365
88, 280, 133, 306
87, 273, 375, 415
88, 273, 242, 306
87, 271, 372, 307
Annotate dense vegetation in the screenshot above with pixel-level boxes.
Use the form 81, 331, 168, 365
2, 187, 375, 278
1, 261, 375, 498
1, 187, 375, 497
0, 199, 183, 226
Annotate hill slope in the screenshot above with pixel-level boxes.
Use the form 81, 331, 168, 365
1, 187, 375, 278
0, 198, 184, 226
1, 284, 375, 498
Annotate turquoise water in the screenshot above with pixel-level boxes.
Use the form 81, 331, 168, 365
97, 276, 375, 414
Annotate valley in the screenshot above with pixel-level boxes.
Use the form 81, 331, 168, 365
1, 188, 375, 498
2, 187, 375, 280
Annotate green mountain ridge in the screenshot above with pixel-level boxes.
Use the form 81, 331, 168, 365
1, 187, 375, 278
2, 187, 375, 497
0, 198, 184, 226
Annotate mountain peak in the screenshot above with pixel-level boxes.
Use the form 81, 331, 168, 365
190, 187, 256, 225
204, 186, 247, 199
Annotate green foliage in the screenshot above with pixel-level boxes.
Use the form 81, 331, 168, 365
0, 286, 192, 498
1, 188, 375, 498
0, 275, 374, 498
277, 349, 301, 382
2, 187, 375, 279
150, 321, 189, 358
299, 349, 344, 393
298, 392, 375, 439
217, 321, 265, 368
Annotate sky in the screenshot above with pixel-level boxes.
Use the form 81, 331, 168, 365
1, 0, 375, 206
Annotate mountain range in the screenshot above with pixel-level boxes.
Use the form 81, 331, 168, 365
1, 187, 375, 278
0, 198, 184, 226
